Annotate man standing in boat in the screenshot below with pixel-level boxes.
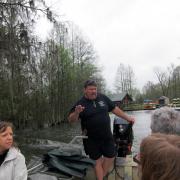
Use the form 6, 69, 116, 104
68, 79, 135, 180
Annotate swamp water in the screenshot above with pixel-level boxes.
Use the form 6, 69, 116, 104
15, 110, 152, 163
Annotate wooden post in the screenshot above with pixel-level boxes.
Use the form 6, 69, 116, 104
114, 155, 139, 180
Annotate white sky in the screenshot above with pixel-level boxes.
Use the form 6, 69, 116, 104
37, 0, 180, 91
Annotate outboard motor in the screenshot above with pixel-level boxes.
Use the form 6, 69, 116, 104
113, 116, 133, 157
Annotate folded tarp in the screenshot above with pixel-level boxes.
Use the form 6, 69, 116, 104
43, 144, 95, 178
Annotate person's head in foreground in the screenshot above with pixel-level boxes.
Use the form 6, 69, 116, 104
0, 121, 27, 180
151, 106, 180, 135
139, 133, 180, 180
0, 121, 14, 153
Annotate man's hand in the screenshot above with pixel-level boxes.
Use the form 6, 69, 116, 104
112, 106, 135, 124
75, 105, 85, 114
128, 116, 135, 124
68, 105, 85, 123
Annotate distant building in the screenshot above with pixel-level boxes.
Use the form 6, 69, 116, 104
143, 99, 156, 110
143, 99, 153, 103
172, 98, 180, 107
110, 92, 133, 108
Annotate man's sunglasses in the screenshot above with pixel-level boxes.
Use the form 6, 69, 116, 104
133, 154, 141, 164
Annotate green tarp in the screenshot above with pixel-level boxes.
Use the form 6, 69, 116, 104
43, 145, 95, 178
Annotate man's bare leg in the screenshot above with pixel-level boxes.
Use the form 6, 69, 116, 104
95, 157, 104, 180
95, 157, 115, 180
102, 157, 115, 177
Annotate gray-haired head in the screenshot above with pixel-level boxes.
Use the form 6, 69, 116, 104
151, 107, 180, 135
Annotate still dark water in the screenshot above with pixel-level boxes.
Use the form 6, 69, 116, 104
15, 110, 152, 163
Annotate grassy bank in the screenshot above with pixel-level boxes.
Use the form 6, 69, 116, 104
123, 104, 144, 111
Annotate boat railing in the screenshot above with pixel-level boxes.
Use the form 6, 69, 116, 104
69, 135, 88, 144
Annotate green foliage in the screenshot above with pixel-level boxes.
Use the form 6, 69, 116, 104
0, 0, 105, 129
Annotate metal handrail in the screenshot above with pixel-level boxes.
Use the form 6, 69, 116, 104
27, 163, 43, 173
69, 135, 88, 144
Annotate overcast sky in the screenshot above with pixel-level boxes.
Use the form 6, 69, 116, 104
39, 0, 180, 91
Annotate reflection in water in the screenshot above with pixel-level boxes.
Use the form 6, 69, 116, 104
15, 122, 82, 162
131, 110, 152, 153
15, 110, 153, 162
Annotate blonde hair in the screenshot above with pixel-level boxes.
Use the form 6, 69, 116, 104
140, 133, 180, 180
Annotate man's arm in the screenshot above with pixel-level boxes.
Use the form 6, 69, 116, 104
112, 106, 135, 124
68, 111, 80, 123
68, 105, 85, 123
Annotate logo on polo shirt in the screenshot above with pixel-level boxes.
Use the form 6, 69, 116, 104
98, 101, 105, 107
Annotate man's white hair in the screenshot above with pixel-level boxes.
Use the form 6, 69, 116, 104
151, 106, 180, 135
